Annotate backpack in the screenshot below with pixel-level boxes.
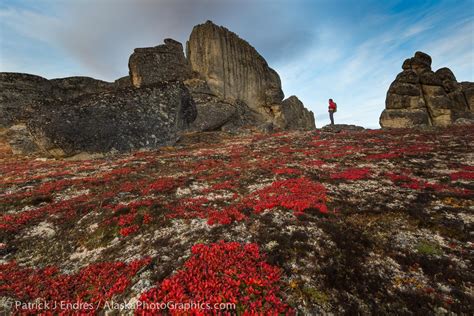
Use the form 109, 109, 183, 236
333, 103, 337, 112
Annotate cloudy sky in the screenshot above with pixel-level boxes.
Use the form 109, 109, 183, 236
1, 0, 473, 128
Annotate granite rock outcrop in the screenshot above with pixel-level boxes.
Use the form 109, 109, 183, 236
380, 51, 473, 128
0, 20, 316, 157
281, 96, 316, 130
186, 21, 315, 130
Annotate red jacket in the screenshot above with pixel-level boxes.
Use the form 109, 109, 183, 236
328, 100, 337, 111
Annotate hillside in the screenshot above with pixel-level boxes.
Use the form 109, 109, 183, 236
1, 126, 473, 314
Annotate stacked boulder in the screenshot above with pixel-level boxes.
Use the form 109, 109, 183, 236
128, 39, 192, 87
380, 51, 473, 128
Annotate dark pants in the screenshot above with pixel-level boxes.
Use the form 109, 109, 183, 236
329, 110, 334, 125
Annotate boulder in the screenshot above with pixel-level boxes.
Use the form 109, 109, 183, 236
280, 96, 316, 130
186, 21, 284, 122
386, 94, 425, 110
321, 124, 365, 133
395, 70, 419, 84
379, 109, 431, 128
380, 52, 473, 128
27, 82, 196, 157
129, 39, 191, 87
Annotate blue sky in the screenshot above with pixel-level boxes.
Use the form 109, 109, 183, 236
1, 0, 473, 128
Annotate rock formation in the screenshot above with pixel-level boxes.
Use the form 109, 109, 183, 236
0, 20, 316, 157
0, 72, 195, 157
380, 51, 473, 128
281, 96, 316, 130
129, 39, 191, 87
186, 21, 314, 130
184, 78, 268, 132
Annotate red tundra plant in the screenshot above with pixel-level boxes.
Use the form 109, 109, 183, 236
104, 199, 157, 237
1, 258, 150, 314
136, 241, 293, 315
243, 177, 328, 215
365, 153, 400, 160
141, 177, 182, 195
272, 167, 302, 175
0, 194, 94, 233
167, 197, 247, 226
450, 171, 474, 181
330, 168, 371, 181
207, 207, 247, 225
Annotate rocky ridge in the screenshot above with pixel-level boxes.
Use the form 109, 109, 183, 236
380, 51, 474, 128
0, 21, 315, 157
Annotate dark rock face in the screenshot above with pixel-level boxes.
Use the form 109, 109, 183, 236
380, 52, 473, 128
129, 39, 191, 88
50, 77, 115, 100
28, 82, 196, 157
0, 73, 53, 128
114, 76, 132, 89
0, 73, 119, 129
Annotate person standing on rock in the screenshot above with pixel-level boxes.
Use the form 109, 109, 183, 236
328, 99, 337, 125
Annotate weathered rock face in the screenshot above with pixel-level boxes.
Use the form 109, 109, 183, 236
186, 21, 315, 130
380, 52, 473, 128
50, 76, 115, 100
0, 73, 53, 128
129, 39, 191, 88
3, 124, 40, 155
114, 76, 132, 89
0, 73, 120, 129
280, 96, 316, 130
184, 78, 265, 132
27, 82, 196, 157
186, 21, 284, 121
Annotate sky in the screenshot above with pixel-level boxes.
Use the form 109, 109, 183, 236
0, 0, 473, 128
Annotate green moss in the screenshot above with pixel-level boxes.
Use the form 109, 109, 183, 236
83, 225, 118, 250
416, 241, 442, 256
302, 286, 330, 306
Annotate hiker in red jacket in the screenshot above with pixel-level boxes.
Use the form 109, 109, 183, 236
328, 99, 337, 125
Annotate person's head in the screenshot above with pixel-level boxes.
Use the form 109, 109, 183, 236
329, 98, 333, 102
